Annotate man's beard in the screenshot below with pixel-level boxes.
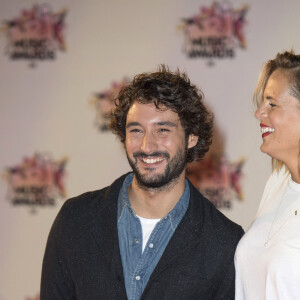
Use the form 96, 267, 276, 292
126, 146, 188, 190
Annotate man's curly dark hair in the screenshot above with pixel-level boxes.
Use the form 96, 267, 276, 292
110, 65, 213, 163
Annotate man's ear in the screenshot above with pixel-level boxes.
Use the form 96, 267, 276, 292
187, 134, 199, 149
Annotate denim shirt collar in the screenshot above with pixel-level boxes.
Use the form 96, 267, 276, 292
118, 173, 190, 225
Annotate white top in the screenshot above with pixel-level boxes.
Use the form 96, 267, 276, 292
137, 215, 160, 252
235, 167, 300, 300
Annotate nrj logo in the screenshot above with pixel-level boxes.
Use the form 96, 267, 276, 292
1, 4, 67, 66
3, 153, 67, 212
179, 2, 248, 64
187, 156, 245, 209
90, 78, 129, 131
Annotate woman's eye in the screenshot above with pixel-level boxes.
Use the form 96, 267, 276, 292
269, 103, 276, 108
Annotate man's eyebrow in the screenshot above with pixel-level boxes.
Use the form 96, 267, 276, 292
126, 121, 178, 128
126, 122, 141, 128
156, 121, 177, 127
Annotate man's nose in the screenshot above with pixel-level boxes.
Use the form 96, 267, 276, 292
141, 132, 158, 153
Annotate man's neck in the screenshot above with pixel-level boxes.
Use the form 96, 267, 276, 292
128, 172, 186, 219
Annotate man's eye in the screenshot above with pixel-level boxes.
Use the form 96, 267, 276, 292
130, 129, 142, 133
158, 128, 170, 132
269, 103, 276, 108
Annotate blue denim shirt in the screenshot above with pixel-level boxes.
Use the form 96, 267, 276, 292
117, 173, 190, 300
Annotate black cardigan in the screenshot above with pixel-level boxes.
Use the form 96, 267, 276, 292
41, 173, 244, 299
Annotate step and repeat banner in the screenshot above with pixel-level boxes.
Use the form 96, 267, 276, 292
1, 0, 299, 299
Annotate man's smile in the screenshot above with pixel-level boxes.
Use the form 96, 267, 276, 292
139, 157, 164, 164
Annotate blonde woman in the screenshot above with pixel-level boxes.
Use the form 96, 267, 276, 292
235, 51, 300, 299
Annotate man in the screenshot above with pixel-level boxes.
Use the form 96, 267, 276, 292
41, 66, 244, 300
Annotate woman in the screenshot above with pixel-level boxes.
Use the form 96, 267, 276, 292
235, 51, 300, 299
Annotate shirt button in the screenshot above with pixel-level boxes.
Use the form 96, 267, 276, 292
149, 243, 154, 248
135, 239, 139, 244
135, 275, 141, 281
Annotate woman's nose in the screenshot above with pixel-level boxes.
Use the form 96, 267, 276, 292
254, 102, 267, 119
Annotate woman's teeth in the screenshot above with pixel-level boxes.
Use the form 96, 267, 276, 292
261, 127, 274, 134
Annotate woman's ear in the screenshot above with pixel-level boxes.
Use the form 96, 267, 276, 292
188, 134, 199, 149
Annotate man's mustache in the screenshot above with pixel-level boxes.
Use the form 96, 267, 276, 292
133, 151, 170, 159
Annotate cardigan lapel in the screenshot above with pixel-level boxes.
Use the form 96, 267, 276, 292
86, 175, 128, 298
144, 181, 205, 284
